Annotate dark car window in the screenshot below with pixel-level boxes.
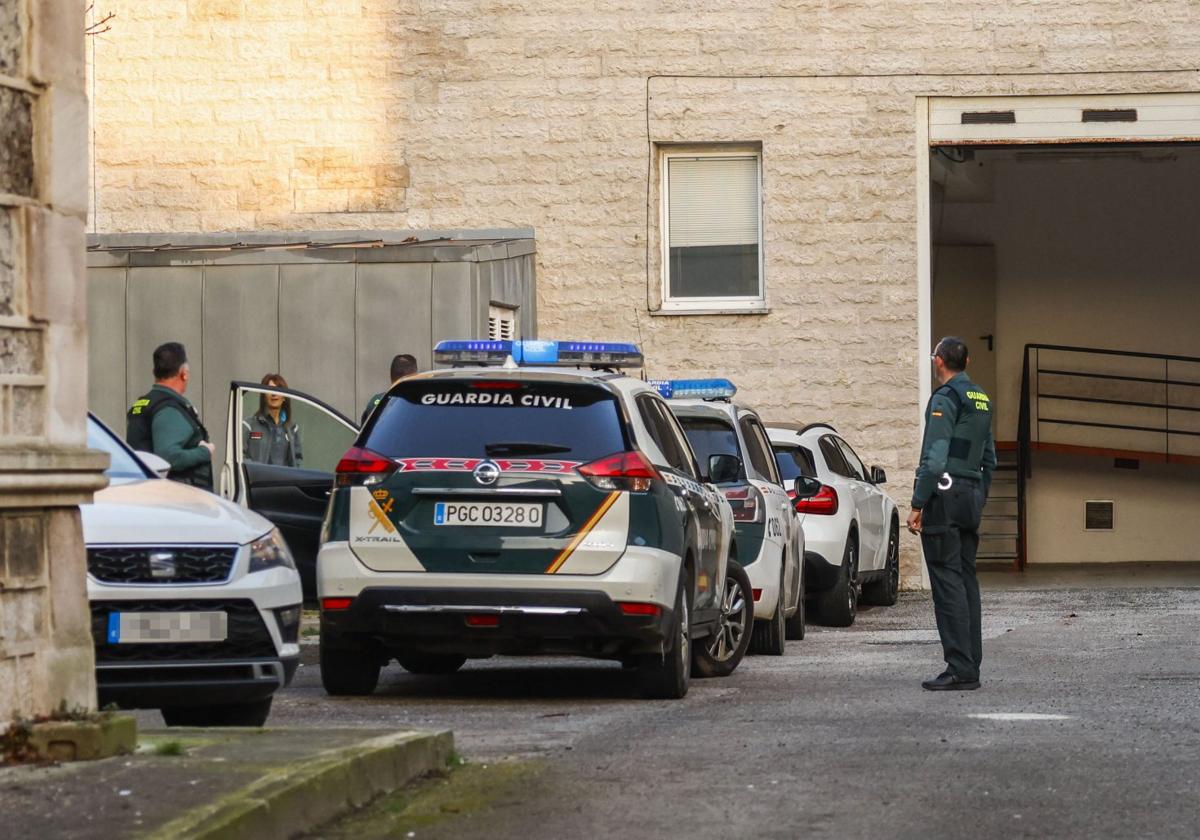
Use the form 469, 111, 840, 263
819, 434, 856, 479
739, 416, 779, 484
364, 380, 628, 462
836, 437, 868, 482
658, 403, 703, 481
773, 443, 817, 481
88, 416, 151, 480
676, 415, 742, 481
637, 395, 698, 479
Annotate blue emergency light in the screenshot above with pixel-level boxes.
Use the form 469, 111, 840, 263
652, 378, 738, 400
433, 339, 643, 368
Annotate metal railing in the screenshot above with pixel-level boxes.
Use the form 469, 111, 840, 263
1016, 343, 1200, 567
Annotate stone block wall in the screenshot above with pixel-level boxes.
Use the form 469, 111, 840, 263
1, 0, 107, 723
89, 1, 1200, 585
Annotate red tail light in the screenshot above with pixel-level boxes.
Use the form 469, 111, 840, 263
618, 602, 662, 617
794, 484, 839, 515
322, 597, 353, 611
335, 446, 396, 486
465, 614, 500, 627
578, 451, 661, 492
724, 486, 763, 523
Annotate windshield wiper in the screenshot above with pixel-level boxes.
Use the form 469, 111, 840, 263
484, 442, 572, 456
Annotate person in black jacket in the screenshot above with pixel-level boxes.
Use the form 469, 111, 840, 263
126, 342, 214, 489
243, 373, 303, 468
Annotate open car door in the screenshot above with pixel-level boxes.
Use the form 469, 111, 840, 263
222, 381, 358, 598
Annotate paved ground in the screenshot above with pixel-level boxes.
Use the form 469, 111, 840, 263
139, 579, 1200, 838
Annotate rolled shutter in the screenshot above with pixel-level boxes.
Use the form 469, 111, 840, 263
667, 156, 760, 249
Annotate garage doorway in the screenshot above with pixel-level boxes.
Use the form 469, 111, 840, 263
924, 94, 1200, 569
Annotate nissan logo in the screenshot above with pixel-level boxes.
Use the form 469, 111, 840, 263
473, 460, 501, 486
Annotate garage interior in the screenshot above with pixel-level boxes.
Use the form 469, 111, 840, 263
929, 114, 1200, 568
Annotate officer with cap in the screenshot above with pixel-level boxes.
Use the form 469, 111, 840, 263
907, 336, 996, 691
126, 342, 215, 490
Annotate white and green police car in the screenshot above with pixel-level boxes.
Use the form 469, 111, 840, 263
662, 380, 816, 656
313, 340, 751, 699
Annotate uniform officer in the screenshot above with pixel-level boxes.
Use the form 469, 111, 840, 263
907, 336, 996, 691
361, 353, 418, 424
126, 342, 215, 490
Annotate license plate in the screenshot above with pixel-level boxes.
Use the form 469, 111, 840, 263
433, 501, 544, 528
107, 611, 228, 644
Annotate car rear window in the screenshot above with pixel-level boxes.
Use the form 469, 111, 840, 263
676, 416, 740, 467
363, 380, 628, 462
773, 443, 816, 480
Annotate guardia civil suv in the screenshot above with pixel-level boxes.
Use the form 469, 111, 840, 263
316, 340, 743, 699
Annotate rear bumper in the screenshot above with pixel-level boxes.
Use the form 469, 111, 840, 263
96, 655, 299, 709
321, 587, 674, 658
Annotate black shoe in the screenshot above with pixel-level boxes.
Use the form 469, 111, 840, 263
922, 672, 980, 691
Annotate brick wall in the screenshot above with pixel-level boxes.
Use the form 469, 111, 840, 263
89, 1, 1200, 584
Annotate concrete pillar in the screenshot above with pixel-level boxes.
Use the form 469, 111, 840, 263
0, 0, 108, 723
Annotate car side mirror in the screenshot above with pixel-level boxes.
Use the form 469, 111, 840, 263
707, 453, 741, 484
870, 466, 887, 484
793, 476, 822, 500
136, 450, 171, 479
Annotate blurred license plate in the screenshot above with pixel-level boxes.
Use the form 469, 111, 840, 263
107, 611, 228, 644
434, 501, 543, 528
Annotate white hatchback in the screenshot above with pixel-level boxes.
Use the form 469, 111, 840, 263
766, 423, 900, 627
83, 414, 302, 726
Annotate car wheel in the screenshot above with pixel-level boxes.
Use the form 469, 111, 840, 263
785, 562, 806, 641
862, 519, 900, 607
320, 639, 381, 696
637, 569, 691, 699
692, 559, 753, 678
161, 698, 272, 727
749, 565, 786, 656
814, 534, 858, 627
396, 653, 467, 675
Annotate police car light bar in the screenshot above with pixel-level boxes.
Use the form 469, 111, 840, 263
652, 378, 738, 400
434, 340, 643, 368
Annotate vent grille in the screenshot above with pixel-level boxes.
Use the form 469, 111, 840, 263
1084, 501, 1115, 531
961, 111, 1016, 125
488, 305, 518, 341
1082, 108, 1137, 123
88, 546, 238, 584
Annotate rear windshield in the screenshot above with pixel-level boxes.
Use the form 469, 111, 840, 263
676, 416, 740, 466
773, 444, 816, 480
363, 380, 628, 461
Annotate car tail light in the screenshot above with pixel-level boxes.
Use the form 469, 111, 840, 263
724, 486, 763, 523
335, 446, 396, 487
465, 614, 500, 627
322, 597, 353, 611
618, 602, 662, 617
794, 484, 839, 515
578, 451, 661, 492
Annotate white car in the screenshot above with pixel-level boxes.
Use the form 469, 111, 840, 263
766, 423, 900, 627
665, 380, 808, 655
83, 414, 303, 726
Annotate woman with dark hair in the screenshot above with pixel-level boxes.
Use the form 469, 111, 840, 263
242, 373, 303, 467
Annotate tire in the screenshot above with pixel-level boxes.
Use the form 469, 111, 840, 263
320, 640, 381, 696
749, 564, 786, 656
862, 519, 900, 607
636, 569, 691, 699
785, 560, 806, 641
161, 698, 272, 727
692, 560, 753, 678
814, 534, 858, 627
396, 653, 467, 675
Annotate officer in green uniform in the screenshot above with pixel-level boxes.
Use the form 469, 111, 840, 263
361, 353, 418, 425
126, 342, 214, 490
907, 336, 996, 691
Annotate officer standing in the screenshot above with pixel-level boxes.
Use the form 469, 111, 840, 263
126, 342, 215, 490
907, 336, 996, 691
361, 353, 418, 424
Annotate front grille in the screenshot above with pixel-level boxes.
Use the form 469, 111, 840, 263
88, 546, 238, 584
91, 599, 276, 662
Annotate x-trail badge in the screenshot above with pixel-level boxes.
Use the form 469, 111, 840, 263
473, 460, 501, 486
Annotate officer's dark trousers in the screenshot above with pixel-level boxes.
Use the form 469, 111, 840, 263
920, 480, 984, 682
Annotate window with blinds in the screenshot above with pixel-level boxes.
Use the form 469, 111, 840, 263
662, 150, 763, 308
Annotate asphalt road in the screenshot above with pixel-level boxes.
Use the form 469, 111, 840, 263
143, 584, 1200, 838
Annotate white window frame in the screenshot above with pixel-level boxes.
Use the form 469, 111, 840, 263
659, 146, 765, 314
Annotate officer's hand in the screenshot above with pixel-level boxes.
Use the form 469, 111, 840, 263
906, 509, 922, 535
199, 440, 216, 458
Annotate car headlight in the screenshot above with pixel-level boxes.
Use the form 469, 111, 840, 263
248, 529, 296, 573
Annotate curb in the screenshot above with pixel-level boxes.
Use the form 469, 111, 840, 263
144, 730, 454, 840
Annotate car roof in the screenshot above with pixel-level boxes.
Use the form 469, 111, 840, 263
765, 421, 838, 436
666, 398, 748, 422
